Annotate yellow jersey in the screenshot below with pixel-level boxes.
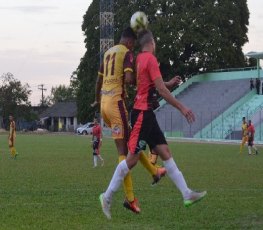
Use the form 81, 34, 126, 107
9, 120, 16, 139
98, 44, 134, 101
242, 122, 248, 137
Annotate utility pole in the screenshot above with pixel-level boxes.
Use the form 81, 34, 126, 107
38, 84, 47, 106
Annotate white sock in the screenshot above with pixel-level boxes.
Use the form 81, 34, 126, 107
93, 155, 98, 167
104, 160, 129, 201
248, 146, 252, 155
98, 155, 104, 161
163, 157, 191, 199
252, 146, 257, 151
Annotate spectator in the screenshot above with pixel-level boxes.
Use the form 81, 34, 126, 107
250, 78, 254, 90
255, 78, 260, 94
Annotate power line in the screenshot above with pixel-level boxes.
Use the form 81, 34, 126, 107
38, 84, 47, 106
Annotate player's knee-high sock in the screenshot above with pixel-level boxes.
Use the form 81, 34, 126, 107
93, 155, 98, 167
12, 147, 16, 157
139, 151, 157, 175
248, 146, 252, 155
9, 147, 13, 157
163, 157, 191, 199
240, 143, 244, 154
9, 147, 16, 158
149, 152, 158, 165
98, 154, 104, 161
252, 145, 258, 151
119, 155, 134, 202
105, 160, 129, 201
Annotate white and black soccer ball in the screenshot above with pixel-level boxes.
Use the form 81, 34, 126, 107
130, 11, 149, 33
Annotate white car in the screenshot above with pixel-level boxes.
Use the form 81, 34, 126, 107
76, 122, 94, 135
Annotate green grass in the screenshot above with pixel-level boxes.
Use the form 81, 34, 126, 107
1, 133, 263, 229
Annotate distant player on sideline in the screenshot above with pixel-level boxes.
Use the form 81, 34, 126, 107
92, 117, 104, 167
99, 29, 207, 219
91, 27, 166, 214
239, 117, 248, 154
247, 120, 258, 155
8, 115, 18, 159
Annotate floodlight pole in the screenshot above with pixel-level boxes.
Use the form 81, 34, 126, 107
99, 0, 114, 128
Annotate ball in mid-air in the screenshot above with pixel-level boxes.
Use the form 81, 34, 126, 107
130, 11, 149, 33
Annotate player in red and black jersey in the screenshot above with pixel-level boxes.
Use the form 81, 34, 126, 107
99, 29, 207, 219
92, 118, 104, 167
247, 120, 259, 155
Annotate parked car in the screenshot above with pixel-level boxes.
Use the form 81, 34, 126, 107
76, 122, 94, 135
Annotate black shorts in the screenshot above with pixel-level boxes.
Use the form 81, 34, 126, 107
93, 140, 100, 155
128, 109, 167, 154
248, 137, 254, 146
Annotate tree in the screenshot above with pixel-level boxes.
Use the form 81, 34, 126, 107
76, 0, 249, 122
49, 85, 76, 104
0, 72, 32, 122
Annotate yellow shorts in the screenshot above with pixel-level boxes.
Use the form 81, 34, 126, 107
101, 98, 129, 140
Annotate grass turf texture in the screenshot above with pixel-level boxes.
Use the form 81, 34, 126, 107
1, 134, 263, 229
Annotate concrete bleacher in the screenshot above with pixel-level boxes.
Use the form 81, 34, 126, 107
155, 78, 251, 137
195, 93, 263, 140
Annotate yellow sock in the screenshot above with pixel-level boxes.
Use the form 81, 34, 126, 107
139, 152, 157, 176
119, 155, 134, 202
240, 144, 243, 154
148, 152, 158, 165
10, 147, 16, 157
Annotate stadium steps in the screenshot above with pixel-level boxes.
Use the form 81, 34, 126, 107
194, 92, 263, 140
155, 79, 251, 137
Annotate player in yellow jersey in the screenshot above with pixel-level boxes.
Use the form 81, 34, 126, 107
92, 27, 166, 214
239, 117, 248, 154
8, 115, 18, 159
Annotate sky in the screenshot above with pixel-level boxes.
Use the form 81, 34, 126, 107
0, 0, 262, 105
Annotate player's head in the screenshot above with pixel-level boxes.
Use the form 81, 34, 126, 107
248, 120, 252, 126
9, 115, 14, 121
137, 29, 155, 53
120, 27, 137, 50
242, 117, 246, 123
94, 117, 98, 124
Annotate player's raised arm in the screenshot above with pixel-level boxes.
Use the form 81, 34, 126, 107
124, 71, 136, 85
123, 50, 136, 85
91, 64, 103, 107
164, 76, 181, 90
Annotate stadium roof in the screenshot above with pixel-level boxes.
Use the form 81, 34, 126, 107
245, 51, 263, 59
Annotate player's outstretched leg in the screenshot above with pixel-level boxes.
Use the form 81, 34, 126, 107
123, 197, 140, 213
151, 167, 166, 186
184, 191, 207, 207
99, 193, 111, 219
163, 157, 207, 207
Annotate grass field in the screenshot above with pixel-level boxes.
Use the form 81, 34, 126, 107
1, 133, 263, 229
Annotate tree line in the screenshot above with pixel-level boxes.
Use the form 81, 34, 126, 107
0, 72, 76, 125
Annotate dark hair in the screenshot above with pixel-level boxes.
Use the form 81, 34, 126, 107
242, 117, 246, 120
137, 29, 153, 47
121, 27, 137, 40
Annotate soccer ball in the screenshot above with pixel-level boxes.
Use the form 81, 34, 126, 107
130, 11, 149, 33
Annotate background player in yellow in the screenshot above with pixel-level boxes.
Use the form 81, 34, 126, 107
91, 27, 166, 213
8, 115, 18, 159
239, 116, 248, 154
